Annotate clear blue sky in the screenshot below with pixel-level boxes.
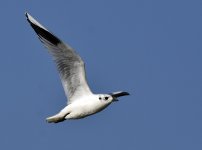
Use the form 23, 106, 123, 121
0, 0, 201, 149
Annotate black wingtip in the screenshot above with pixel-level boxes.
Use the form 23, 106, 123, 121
25, 12, 61, 45
25, 12, 28, 17
25, 12, 29, 22
25, 12, 30, 21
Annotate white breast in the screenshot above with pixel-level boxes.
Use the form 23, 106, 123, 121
65, 95, 111, 119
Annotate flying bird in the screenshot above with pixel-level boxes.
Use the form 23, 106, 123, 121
25, 12, 130, 123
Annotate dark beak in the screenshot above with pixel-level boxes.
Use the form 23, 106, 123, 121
110, 91, 130, 101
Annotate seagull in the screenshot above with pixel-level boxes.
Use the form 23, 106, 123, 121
25, 12, 130, 123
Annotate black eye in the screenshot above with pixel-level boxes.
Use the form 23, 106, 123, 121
105, 97, 108, 100
99, 97, 102, 100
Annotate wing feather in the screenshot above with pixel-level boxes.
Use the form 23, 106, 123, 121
26, 13, 92, 104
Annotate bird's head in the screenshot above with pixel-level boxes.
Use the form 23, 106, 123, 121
98, 91, 130, 103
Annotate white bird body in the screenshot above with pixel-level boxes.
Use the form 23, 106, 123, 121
59, 95, 112, 120
25, 12, 129, 123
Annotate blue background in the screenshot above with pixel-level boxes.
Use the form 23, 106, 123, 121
0, 0, 201, 149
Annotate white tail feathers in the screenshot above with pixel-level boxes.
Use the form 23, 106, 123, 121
46, 114, 66, 123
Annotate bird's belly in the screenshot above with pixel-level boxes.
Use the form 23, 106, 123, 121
66, 100, 110, 119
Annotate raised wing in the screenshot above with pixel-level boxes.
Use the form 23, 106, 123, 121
25, 12, 92, 104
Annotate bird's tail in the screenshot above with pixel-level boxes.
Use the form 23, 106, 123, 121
46, 113, 66, 123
